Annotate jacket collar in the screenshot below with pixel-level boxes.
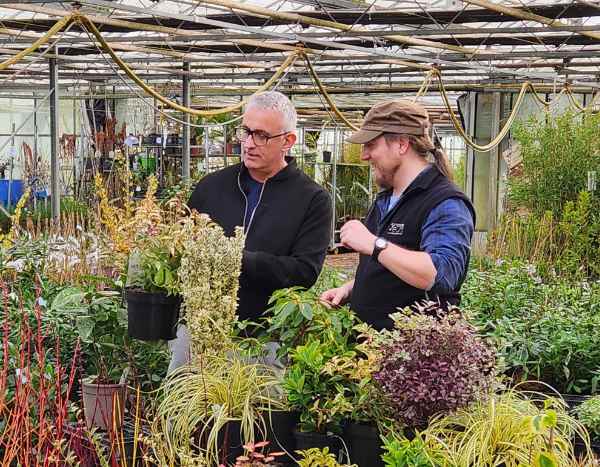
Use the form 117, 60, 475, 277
239, 156, 298, 183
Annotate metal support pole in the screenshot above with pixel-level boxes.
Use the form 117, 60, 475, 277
488, 92, 502, 230
331, 127, 338, 249
222, 124, 227, 168
49, 47, 60, 221
182, 61, 191, 181
465, 92, 476, 201
204, 125, 210, 175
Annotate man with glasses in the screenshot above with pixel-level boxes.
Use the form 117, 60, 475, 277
179, 91, 331, 349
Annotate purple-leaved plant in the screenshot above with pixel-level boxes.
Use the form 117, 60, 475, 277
373, 302, 496, 428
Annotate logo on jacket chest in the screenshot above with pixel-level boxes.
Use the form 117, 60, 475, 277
387, 223, 404, 236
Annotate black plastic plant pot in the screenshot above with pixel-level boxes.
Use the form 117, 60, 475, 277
293, 428, 343, 461
344, 423, 385, 467
126, 288, 181, 341
217, 420, 245, 465
262, 410, 300, 465
573, 436, 600, 460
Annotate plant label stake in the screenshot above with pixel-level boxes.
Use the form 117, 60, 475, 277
588, 171, 597, 192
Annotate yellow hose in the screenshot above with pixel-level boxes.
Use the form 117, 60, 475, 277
78, 14, 299, 117
302, 53, 359, 131
413, 70, 435, 102
0, 15, 72, 71
433, 69, 529, 152
4, 12, 596, 150
565, 85, 600, 113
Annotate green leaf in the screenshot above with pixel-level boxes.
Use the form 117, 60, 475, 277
51, 287, 86, 313
300, 303, 313, 321
278, 302, 297, 323
75, 316, 95, 342
533, 451, 557, 467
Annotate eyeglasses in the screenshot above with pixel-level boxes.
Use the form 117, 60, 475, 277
235, 127, 289, 147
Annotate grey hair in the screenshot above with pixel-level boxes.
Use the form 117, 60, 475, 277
245, 91, 297, 132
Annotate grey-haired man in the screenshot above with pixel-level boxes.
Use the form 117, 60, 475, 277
169, 91, 332, 371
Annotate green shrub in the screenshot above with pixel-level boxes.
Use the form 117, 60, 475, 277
381, 433, 437, 467
575, 396, 600, 440
489, 191, 600, 280
509, 111, 600, 216
462, 260, 600, 394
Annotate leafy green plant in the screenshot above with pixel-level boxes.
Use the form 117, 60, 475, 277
131, 244, 180, 295
381, 432, 437, 467
284, 339, 354, 433
462, 260, 600, 394
574, 396, 600, 441
264, 287, 356, 359
72, 288, 131, 383
296, 447, 356, 467
267, 289, 388, 431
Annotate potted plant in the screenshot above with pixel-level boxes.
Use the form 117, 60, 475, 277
296, 447, 356, 467
151, 353, 284, 466
373, 303, 497, 430
76, 290, 131, 431
284, 339, 350, 459
264, 289, 359, 462
421, 388, 592, 466
326, 324, 392, 467
125, 187, 185, 341
380, 432, 440, 467
125, 242, 181, 341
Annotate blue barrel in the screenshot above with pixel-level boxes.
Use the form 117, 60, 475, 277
0, 179, 24, 206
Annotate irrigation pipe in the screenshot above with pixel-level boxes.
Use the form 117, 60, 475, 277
303, 53, 360, 131
78, 14, 299, 118
0, 21, 76, 85
0, 15, 72, 71
82, 26, 298, 129
433, 69, 530, 152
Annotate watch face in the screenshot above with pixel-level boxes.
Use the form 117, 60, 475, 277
375, 238, 387, 248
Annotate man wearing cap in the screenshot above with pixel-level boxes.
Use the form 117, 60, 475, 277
320, 100, 475, 330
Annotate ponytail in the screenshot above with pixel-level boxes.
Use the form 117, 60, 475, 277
406, 134, 454, 181
432, 146, 453, 181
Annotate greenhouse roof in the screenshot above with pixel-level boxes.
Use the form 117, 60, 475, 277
0, 0, 599, 122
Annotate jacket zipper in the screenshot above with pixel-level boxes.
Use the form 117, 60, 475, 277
237, 170, 267, 234
237, 171, 249, 231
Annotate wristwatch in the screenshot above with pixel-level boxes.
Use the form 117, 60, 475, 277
372, 237, 389, 262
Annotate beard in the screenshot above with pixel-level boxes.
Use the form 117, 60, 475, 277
373, 164, 396, 190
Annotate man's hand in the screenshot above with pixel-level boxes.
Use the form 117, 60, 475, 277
320, 280, 353, 308
340, 220, 376, 256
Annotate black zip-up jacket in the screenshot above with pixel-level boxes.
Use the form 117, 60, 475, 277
188, 158, 333, 323
351, 166, 475, 330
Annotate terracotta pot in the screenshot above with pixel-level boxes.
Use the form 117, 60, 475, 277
81, 380, 126, 431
